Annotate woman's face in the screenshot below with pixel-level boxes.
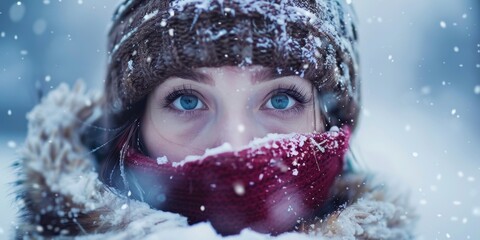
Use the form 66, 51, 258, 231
141, 65, 324, 162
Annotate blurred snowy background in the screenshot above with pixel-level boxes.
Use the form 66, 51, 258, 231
0, 0, 478, 239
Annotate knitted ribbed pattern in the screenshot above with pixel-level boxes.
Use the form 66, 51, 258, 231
106, 0, 360, 129
125, 128, 350, 235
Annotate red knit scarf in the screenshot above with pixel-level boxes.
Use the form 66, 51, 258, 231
125, 128, 350, 235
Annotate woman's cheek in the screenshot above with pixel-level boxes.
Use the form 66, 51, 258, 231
257, 110, 315, 134
154, 110, 209, 141
150, 111, 211, 158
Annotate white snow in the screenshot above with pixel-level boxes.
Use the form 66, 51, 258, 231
237, 124, 245, 133
160, 19, 167, 27
110, 26, 138, 57
113, 0, 134, 21
474, 85, 480, 94
309, 138, 326, 153
156, 156, 168, 165
172, 126, 343, 167
248, 133, 297, 147
126, 0, 355, 76
173, 142, 233, 167
128, 59, 134, 71
440, 21, 447, 28
233, 182, 245, 196
473, 207, 480, 216
0, 135, 20, 239
329, 126, 340, 132
7, 141, 16, 148
143, 9, 159, 22
203, 29, 228, 41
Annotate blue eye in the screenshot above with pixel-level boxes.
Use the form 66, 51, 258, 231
266, 93, 295, 110
172, 95, 204, 110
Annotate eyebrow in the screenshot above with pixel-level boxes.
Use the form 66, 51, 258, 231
173, 69, 215, 85
251, 68, 283, 84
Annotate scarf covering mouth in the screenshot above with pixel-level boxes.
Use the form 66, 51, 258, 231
125, 127, 350, 235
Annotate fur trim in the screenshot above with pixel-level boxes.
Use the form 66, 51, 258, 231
14, 83, 417, 239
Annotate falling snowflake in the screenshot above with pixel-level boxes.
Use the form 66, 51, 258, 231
473, 207, 480, 216
474, 85, 480, 95
233, 182, 245, 196
237, 124, 245, 133
439, 21, 447, 28
7, 141, 17, 148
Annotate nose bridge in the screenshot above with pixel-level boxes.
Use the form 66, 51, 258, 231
212, 67, 266, 150
217, 100, 259, 150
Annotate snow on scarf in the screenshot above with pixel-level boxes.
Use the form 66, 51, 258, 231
125, 128, 350, 235
13, 82, 418, 239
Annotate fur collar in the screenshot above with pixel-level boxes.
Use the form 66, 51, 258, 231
14, 82, 417, 239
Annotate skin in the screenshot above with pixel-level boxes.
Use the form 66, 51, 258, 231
141, 65, 324, 162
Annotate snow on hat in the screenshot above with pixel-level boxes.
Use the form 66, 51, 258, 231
106, 0, 360, 129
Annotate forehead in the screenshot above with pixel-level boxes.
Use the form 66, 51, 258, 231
170, 65, 286, 86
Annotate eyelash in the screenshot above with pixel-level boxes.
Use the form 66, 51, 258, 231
162, 84, 312, 116
164, 84, 196, 105
269, 84, 310, 104
162, 84, 206, 117
263, 84, 312, 116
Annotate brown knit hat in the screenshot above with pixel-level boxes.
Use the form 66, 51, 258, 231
106, 0, 360, 129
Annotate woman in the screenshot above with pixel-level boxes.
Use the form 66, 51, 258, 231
15, 0, 417, 238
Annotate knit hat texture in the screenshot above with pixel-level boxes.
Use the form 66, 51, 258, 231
106, 0, 360, 128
